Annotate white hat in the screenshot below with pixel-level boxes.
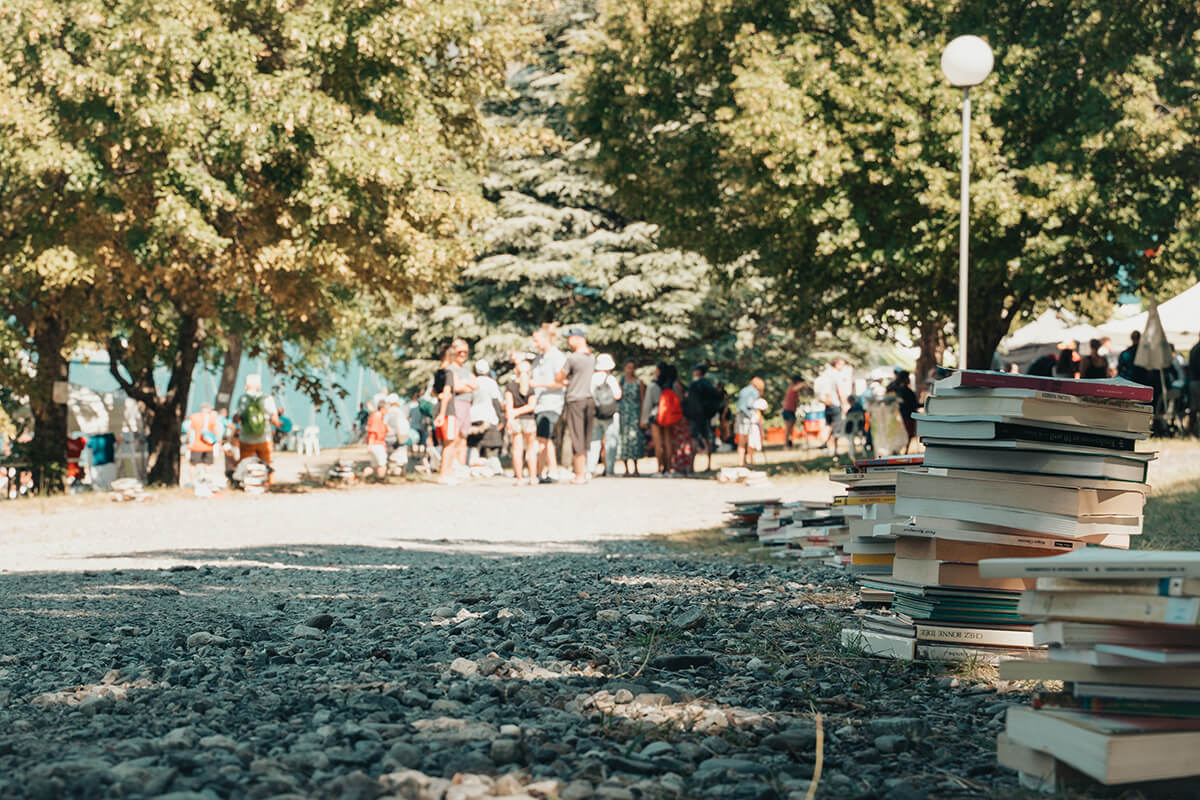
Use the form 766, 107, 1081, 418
475, 358, 491, 375
595, 353, 616, 371
753, 398, 768, 411
387, 393, 401, 405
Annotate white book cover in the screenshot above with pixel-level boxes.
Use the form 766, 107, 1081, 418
980, 548, 1200, 579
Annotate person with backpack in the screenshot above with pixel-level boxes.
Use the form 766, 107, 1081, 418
662, 364, 693, 474
234, 374, 280, 483
588, 353, 623, 477
185, 402, 222, 486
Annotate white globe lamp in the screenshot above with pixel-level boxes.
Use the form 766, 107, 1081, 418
941, 36, 994, 87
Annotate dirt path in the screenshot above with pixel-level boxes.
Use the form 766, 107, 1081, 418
0, 473, 836, 574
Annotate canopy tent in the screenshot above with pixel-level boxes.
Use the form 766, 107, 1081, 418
999, 309, 1103, 369
1100, 282, 1200, 350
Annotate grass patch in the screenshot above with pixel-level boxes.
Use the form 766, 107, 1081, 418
1140, 476, 1200, 550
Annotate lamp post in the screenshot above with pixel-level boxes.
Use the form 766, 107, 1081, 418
941, 35, 994, 369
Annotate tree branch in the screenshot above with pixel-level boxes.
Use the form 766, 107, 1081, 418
106, 338, 157, 407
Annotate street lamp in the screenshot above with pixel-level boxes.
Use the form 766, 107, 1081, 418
941, 35, 994, 369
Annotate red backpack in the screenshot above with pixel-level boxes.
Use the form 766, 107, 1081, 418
657, 388, 683, 427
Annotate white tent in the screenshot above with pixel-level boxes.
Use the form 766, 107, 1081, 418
1100, 282, 1200, 350
1003, 308, 1103, 351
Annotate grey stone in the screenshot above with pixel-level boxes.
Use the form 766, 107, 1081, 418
638, 741, 674, 759
671, 607, 707, 630
305, 613, 335, 631
293, 624, 324, 640
874, 734, 909, 754
865, 717, 925, 737
490, 738, 522, 765
186, 631, 227, 648
449, 657, 478, 677
383, 742, 423, 770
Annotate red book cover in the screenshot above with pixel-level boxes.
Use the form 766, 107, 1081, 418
938, 370, 1153, 403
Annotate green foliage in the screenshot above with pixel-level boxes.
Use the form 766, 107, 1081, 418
0, 0, 528, 481
364, 0, 827, 394
573, 0, 1200, 368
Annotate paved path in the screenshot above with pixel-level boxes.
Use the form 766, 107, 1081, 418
1, 475, 836, 574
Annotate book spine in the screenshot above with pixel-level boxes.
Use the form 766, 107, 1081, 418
916, 625, 1033, 647
1020, 592, 1200, 625
951, 371, 1153, 401
991, 423, 1135, 452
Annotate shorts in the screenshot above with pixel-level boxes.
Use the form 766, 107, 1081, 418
188, 450, 214, 465
690, 417, 713, 447
512, 416, 536, 435
239, 440, 272, 465
782, 409, 797, 423
563, 399, 596, 454
367, 444, 388, 467
535, 411, 560, 439
735, 412, 753, 437
824, 406, 843, 427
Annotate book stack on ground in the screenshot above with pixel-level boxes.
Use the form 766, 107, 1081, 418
981, 549, 1200, 790
787, 501, 849, 559
831, 455, 923, 576
722, 498, 778, 541
843, 370, 1155, 665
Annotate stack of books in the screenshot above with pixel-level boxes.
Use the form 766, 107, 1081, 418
831, 455, 923, 576
842, 370, 1155, 664
788, 501, 849, 559
982, 549, 1200, 790
722, 498, 778, 540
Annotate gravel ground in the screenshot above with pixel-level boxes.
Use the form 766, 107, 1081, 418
0, 479, 1175, 800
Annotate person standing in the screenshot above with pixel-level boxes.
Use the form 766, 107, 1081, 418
505, 359, 538, 485
449, 339, 476, 469
1189, 333, 1200, 437
384, 393, 410, 474
665, 365, 693, 475
588, 353, 623, 477
734, 376, 765, 466
235, 374, 280, 483
364, 398, 389, 481
684, 364, 720, 472
781, 374, 804, 448
640, 363, 665, 473
618, 360, 644, 476
1081, 339, 1110, 379
887, 369, 919, 453
186, 402, 221, 485
816, 358, 851, 451
558, 327, 596, 485
531, 326, 567, 483
469, 359, 504, 474
433, 344, 461, 485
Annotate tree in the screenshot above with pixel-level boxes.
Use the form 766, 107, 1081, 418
0, 0, 528, 484
363, 0, 826, 396
573, 0, 1200, 370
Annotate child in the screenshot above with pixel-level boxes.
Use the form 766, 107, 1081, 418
747, 397, 768, 465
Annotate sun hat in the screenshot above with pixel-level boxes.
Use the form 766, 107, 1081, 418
387, 393, 401, 405
566, 326, 586, 339
753, 398, 768, 411
475, 358, 491, 375
595, 353, 616, 371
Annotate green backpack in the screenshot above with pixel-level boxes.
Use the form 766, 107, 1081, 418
241, 394, 268, 436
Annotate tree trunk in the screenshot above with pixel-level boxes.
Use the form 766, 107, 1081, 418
214, 333, 242, 414
28, 315, 70, 492
914, 322, 946, 404
144, 314, 204, 486
971, 305, 1018, 375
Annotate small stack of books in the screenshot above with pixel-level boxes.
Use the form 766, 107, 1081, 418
981, 549, 1200, 790
831, 455, 923, 576
723, 498, 778, 540
842, 370, 1155, 664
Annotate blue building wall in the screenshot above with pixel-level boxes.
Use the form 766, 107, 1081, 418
69, 357, 391, 449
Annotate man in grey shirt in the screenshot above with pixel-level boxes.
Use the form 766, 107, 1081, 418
557, 327, 596, 485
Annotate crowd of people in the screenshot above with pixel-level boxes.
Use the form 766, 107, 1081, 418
416, 325, 730, 486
